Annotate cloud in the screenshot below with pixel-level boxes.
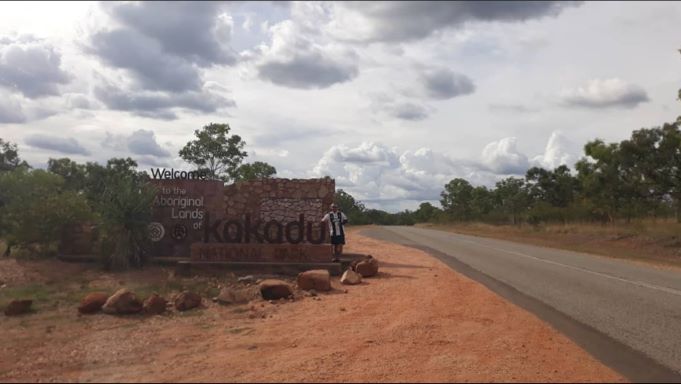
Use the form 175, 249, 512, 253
0, 94, 27, 123
488, 103, 536, 113
481, 137, 529, 174
88, 29, 203, 92
0, 35, 71, 98
126, 129, 171, 158
93, 82, 234, 120
25, 134, 90, 155
369, 93, 433, 121
531, 131, 578, 169
310, 141, 494, 206
422, 68, 475, 99
86, 2, 236, 96
391, 102, 431, 121
559, 78, 649, 109
105, 2, 237, 67
332, 1, 580, 42
258, 50, 359, 89
254, 13, 359, 89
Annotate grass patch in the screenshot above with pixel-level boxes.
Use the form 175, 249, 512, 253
423, 219, 681, 267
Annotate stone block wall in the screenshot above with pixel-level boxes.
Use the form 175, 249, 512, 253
223, 177, 335, 243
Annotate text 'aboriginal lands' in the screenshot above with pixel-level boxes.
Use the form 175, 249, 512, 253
154, 186, 206, 229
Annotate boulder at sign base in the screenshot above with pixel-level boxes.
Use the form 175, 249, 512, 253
354, 256, 379, 278
340, 269, 362, 285
259, 279, 293, 300
4, 299, 32, 316
143, 293, 167, 315
78, 292, 109, 314
297, 269, 331, 291
102, 289, 143, 315
174, 291, 202, 311
217, 288, 252, 305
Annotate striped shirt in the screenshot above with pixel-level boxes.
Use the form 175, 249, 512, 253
322, 211, 348, 236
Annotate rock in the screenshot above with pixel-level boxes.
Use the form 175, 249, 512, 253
259, 279, 293, 300
217, 288, 251, 305
296, 269, 331, 291
174, 291, 202, 311
309, 289, 317, 297
354, 256, 379, 278
340, 269, 362, 285
4, 299, 32, 316
237, 275, 256, 284
143, 294, 167, 315
102, 289, 143, 315
78, 292, 109, 314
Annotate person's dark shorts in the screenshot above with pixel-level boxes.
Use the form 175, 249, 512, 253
331, 235, 345, 245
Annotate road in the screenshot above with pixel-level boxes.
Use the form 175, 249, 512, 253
362, 226, 681, 382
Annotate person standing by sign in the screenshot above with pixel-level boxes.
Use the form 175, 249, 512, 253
321, 203, 348, 262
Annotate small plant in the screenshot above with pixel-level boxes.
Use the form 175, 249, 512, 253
97, 175, 157, 270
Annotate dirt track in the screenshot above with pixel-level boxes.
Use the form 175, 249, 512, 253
0, 229, 623, 382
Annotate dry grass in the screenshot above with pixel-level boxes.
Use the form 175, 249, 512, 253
419, 219, 681, 268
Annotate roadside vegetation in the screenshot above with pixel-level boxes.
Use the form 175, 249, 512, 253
0, 123, 276, 270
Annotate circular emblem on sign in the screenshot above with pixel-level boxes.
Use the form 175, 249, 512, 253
148, 222, 165, 242
171, 224, 188, 241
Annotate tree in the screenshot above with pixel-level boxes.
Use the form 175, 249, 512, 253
413, 202, 440, 222
0, 168, 92, 257
179, 123, 247, 182
334, 189, 369, 225
235, 161, 277, 181
47, 158, 87, 192
494, 177, 529, 225
440, 178, 474, 221
0, 139, 29, 172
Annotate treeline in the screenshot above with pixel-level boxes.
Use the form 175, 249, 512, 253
336, 119, 681, 226
0, 123, 275, 269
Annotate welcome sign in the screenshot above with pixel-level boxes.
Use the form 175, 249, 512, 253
147, 176, 335, 261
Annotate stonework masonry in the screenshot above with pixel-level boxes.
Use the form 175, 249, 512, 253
223, 177, 335, 244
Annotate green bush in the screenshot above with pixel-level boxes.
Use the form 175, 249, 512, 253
0, 168, 92, 257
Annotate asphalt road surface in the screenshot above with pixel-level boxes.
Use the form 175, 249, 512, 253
362, 226, 681, 382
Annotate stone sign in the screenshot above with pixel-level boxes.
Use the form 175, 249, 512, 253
148, 179, 224, 258
147, 177, 336, 262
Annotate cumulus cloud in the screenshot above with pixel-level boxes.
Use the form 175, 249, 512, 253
258, 49, 359, 89
422, 68, 475, 100
105, 2, 237, 67
0, 94, 27, 123
88, 29, 203, 92
369, 93, 433, 121
0, 35, 71, 98
310, 142, 493, 205
85, 2, 238, 118
103, 130, 171, 158
25, 134, 90, 155
93, 82, 234, 120
254, 5, 360, 89
481, 137, 530, 174
560, 78, 649, 109
531, 131, 578, 169
331, 1, 580, 42
126, 130, 171, 158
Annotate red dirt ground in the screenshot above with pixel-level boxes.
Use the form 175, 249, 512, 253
0, 229, 624, 382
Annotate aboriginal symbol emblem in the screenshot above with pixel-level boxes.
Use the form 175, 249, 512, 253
171, 224, 188, 241
148, 222, 165, 242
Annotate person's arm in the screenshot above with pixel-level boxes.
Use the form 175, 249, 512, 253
321, 213, 329, 223
341, 212, 348, 225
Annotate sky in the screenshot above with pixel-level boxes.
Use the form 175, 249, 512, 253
0, 1, 679, 212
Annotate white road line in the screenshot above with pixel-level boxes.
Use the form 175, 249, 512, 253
394, 227, 681, 297
458, 237, 681, 298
